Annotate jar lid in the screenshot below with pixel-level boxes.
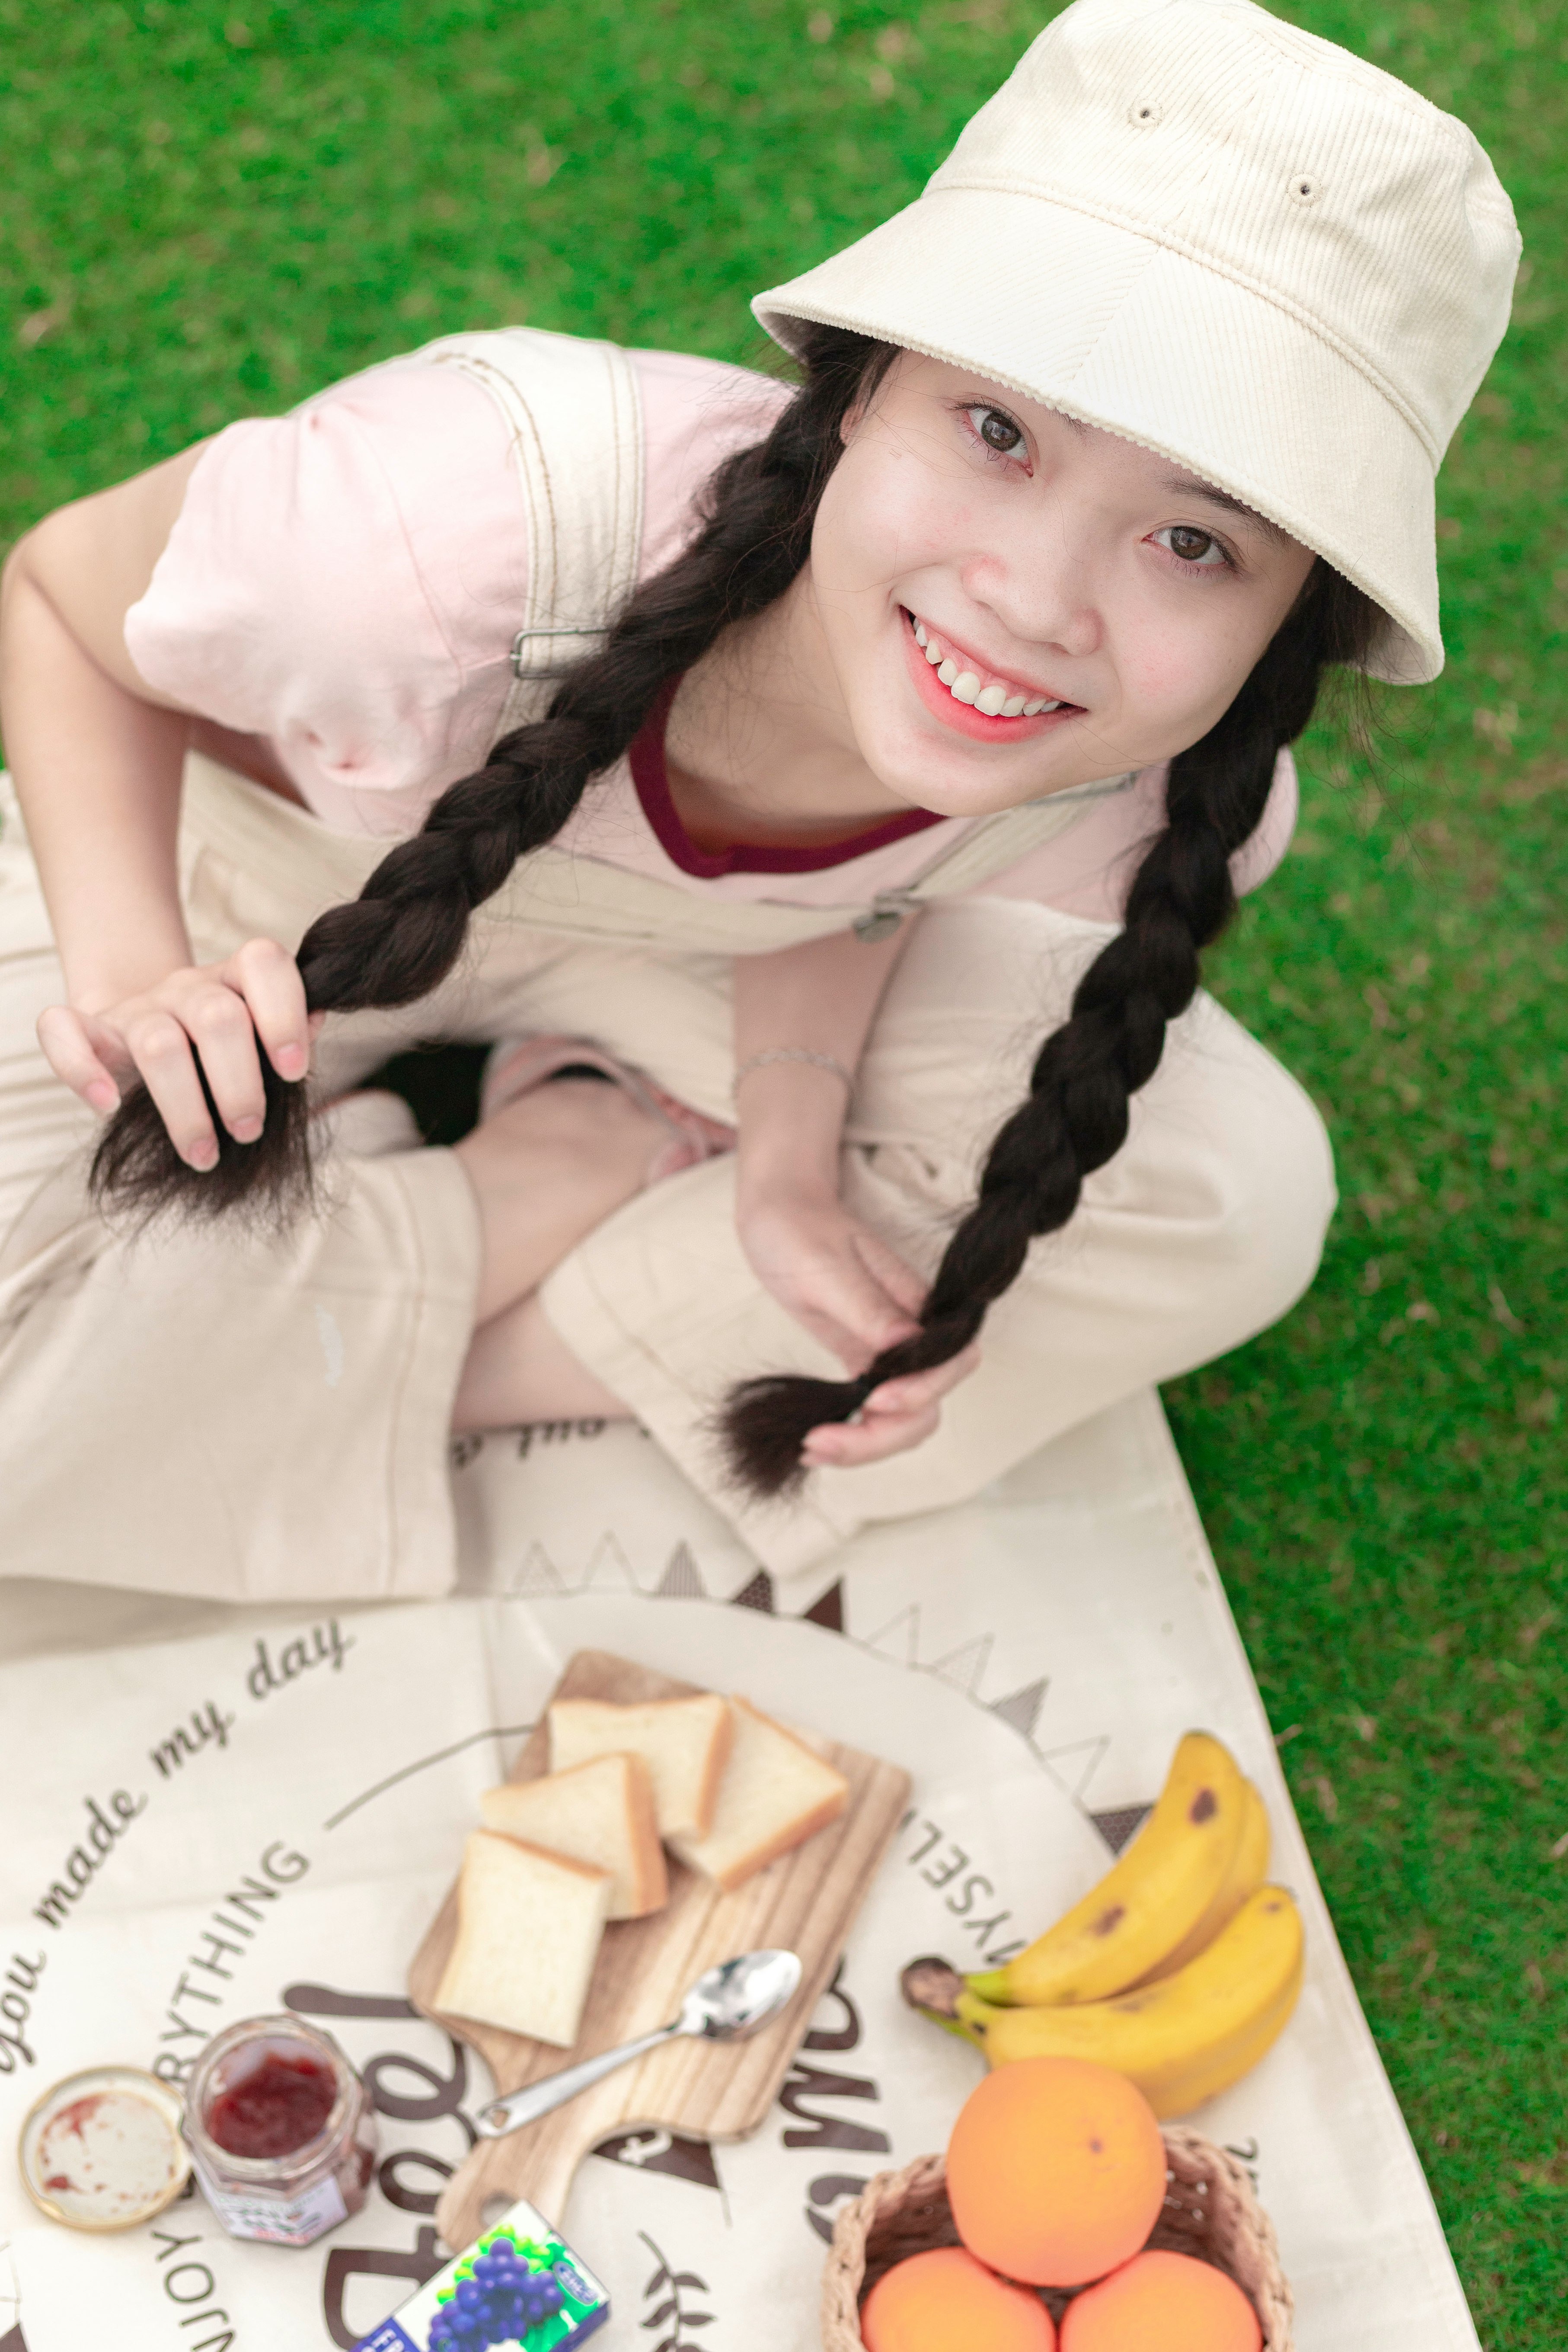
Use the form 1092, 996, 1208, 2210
18, 2066, 192, 2232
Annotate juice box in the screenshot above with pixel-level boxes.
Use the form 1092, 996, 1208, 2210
351, 2201, 610, 2351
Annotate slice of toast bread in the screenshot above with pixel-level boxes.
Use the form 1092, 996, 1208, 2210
547, 1693, 734, 1841
433, 1829, 612, 2047
668, 1697, 851, 1892
479, 1753, 668, 1920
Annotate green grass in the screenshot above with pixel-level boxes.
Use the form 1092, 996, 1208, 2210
1, 1, 1562, 2341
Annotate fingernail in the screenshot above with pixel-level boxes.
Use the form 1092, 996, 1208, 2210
232, 1116, 264, 1144
275, 1043, 308, 1077
86, 1080, 121, 1116
189, 1140, 219, 1172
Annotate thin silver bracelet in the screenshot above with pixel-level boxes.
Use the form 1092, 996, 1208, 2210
732, 1046, 854, 1103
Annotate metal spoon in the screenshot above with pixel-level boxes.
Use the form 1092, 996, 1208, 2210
472, 1947, 804, 2140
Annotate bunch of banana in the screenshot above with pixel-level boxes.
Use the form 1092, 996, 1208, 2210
901, 1732, 1303, 2119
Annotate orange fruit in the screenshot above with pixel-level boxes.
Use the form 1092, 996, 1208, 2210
861, 2247, 1056, 2352
945, 2056, 1166, 2288
1059, 2250, 1262, 2351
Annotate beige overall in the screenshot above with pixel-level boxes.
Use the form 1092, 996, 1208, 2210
0, 331, 1335, 1599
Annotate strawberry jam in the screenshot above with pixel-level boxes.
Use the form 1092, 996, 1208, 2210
184, 2016, 377, 2245
204, 2049, 337, 2159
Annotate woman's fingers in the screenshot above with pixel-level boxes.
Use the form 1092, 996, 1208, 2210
35, 1004, 127, 1115
119, 1004, 225, 1168
770, 1285, 897, 1374
863, 1343, 982, 1415
800, 1342, 983, 1470
802, 1396, 942, 1468
736, 1191, 923, 1368
175, 939, 311, 1141
177, 980, 268, 1143
37, 940, 312, 1169
796, 1246, 920, 1370
223, 937, 313, 1082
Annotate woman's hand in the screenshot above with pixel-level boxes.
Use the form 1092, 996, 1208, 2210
38, 938, 319, 1170
735, 1176, 982, 1467
799, 1344, 983, 1472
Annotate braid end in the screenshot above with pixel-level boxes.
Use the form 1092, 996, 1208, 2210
89, 1058, 317, 1234
716, 1369, 875, 1499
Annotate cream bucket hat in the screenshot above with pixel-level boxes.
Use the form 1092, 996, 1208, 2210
754, 0, 1519, 683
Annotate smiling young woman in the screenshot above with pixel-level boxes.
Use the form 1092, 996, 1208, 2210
0, 0, 1517, 1598
668, 360, 1320, 840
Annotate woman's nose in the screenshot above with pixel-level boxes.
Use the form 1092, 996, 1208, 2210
960, 554, 1102, 663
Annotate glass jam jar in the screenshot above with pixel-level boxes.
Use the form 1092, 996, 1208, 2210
183, 2015, 377, 2246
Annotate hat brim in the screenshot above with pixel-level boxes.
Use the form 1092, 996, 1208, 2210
754, 186, 1440, 684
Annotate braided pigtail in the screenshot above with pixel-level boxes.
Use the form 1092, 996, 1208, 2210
90, 325, 893, 1226
722, 564, 1380, 1496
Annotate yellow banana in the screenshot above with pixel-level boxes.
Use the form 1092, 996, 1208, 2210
1132, 1776, 1271, 1986
958, 1884, 1305, 2118
968, 1731, 1247, 2005
1150, 1950, 1304, 2118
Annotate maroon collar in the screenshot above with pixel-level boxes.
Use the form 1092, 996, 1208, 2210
629, 678, 941, 878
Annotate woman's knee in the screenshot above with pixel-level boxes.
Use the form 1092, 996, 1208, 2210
1156, 999, 1337, 1320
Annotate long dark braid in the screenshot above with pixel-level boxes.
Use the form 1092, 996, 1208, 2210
89, 324, 896, 1227
720, 563, 1379, 1496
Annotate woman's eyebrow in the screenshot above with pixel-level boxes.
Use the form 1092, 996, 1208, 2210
1156, 473, 1293, 547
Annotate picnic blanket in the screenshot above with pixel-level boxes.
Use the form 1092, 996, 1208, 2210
0, 1392, 1479, 2351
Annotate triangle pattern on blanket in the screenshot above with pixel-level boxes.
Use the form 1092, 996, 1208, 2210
655, 1542, 707, 1599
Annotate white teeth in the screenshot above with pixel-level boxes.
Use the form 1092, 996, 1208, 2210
917, 619, 1067, 718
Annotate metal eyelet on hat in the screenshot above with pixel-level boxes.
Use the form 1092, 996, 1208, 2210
1287, 173, 1321, 205
1127, 98, 1164, 128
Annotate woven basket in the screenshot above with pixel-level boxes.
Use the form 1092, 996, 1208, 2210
820, 2128, 1293, 2349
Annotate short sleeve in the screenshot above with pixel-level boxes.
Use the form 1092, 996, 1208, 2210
632, 345, 791, 575
1228, 745, 1298, 897
125, 363, 527, 837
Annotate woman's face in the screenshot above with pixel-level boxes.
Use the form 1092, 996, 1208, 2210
806, 352, 1319, 818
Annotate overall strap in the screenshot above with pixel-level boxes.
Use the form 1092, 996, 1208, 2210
415, 327, 646, 731
323, 330, 1140, 943
848, 770, 1140, 938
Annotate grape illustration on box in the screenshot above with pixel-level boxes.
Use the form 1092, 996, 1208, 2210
352, 2203, 609, 2352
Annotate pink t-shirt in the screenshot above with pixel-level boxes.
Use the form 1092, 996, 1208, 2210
126, 340, 1295, 918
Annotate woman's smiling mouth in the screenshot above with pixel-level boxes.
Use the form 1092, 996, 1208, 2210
901, 608, 1084, 741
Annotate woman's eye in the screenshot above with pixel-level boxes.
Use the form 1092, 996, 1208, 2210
965, 405, 1026, 458
1154, 524, 1229, 569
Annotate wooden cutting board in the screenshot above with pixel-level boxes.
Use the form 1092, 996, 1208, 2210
409, 1649, 911, 2249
